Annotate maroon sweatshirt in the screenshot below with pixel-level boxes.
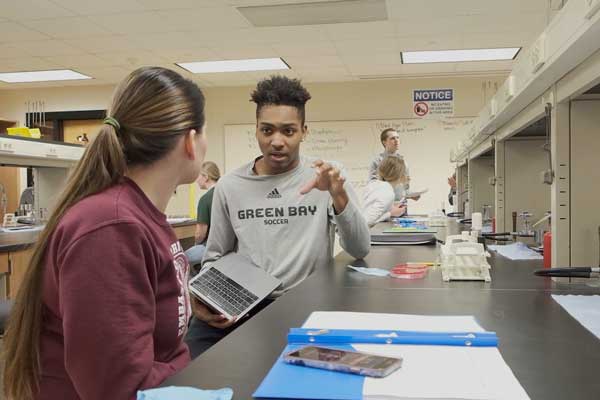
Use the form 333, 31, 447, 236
38, 178, 192, 400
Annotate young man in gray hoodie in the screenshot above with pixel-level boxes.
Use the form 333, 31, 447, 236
186, 76, 370, 358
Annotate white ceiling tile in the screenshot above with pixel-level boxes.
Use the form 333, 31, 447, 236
20, 16, 111, 39
129, 32, 202, 51
93, 51, 168, 68
225, 0, 329, 5
282, 55, 344, 69
64, 35, 146, 52
0, 0, 554, 89
0, 0, 75, 20
210, 45, 278, 60
335, 38, 400, 54
41, 54, 115, 69
75, 66, 131, 80
157, 48, 220, 63
341, 52, 402, 66
157, 7, 251, 31
324, 21, 396, 41
0, 44, 34, 59
0, 22, 50, 42
396, 18, 466, 37
460, 32, 535, 49
253, 26, 329, 44
272, 41, 338, 57
397, 35, 464, 52
296, 66, 350, 79
18, 40, 88, 57
137, 0, 222, 10
91, 12, 171, 34
387, 0, 547, 20
186, 29, 264, 48
50, 0, 146, 16
192, 71, 253, 84
0, 57, 62, 72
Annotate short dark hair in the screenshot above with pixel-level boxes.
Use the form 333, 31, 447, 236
380, 128, 397, 145
250, 75, 312, 124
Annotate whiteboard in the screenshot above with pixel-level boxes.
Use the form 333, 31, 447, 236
224, 117, 474, 214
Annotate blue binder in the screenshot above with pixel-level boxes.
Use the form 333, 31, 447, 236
288, 328, 498, 347
253, 328, 499, 399
254, 344, 364, 400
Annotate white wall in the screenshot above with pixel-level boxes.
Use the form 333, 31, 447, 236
0, 76, 504, 215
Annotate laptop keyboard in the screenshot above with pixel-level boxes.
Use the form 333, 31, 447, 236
191, 268, 259, 317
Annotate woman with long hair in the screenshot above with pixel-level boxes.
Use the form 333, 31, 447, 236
3, 66, 207, 400
362, 156, 409, 226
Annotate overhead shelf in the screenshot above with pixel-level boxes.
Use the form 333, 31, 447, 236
0, 135, 84, 168
451, 0, 600, 162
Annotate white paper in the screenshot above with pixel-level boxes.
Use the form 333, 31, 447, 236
552, 295, 600, 340
487, 243, 543, 260
303, 312, 530, 400
166, 217, 193, 225
303, 312, 486, 333
406, 188, 429, 198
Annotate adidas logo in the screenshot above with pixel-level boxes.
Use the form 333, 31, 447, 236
266, 188, 282, 199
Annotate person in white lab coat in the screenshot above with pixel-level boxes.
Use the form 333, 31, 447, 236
362, 156, 409, 227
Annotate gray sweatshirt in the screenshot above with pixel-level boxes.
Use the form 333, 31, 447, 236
203, 156, 370, 296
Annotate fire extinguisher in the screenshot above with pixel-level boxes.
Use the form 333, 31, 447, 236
543, 232, 552, 269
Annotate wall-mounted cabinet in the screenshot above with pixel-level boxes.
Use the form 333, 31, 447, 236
0, 135, 84, 168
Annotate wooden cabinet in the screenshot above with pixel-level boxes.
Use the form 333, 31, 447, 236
0, 224, 195, 299
0, 253, 8, 275
0, 247, 35, 299
172, 224, 196, 240
0, 118, 17, 134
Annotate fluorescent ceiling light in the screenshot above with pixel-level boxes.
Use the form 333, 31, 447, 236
177, 58, 289, 73
0, 69, 92, 83
401, 48, 521, 64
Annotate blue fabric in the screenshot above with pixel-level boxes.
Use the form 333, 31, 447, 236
253, 344, 364, 399
185, 244, 206, 266
137, 386, 233, 400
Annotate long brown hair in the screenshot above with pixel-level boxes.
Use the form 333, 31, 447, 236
2, 66, 205, 400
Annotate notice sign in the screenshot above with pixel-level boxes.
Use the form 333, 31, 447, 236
413, 89, 454, 118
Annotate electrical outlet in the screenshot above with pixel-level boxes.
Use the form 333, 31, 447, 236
488, 177, 497, 186
541, 170, 554, 185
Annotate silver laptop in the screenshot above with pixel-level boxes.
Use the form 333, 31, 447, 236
188, 252, 281, 321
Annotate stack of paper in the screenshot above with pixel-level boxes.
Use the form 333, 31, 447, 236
254, 312, 530, 400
